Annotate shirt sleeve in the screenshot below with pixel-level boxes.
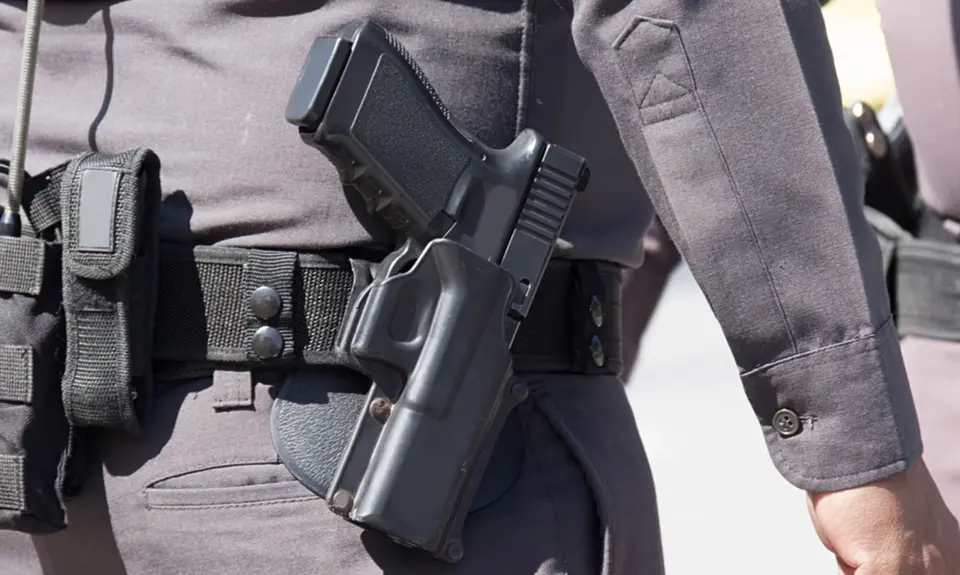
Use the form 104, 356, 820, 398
568, 0, 922, 492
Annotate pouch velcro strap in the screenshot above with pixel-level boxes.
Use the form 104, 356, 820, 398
0, 237, 45, 296
0, 345, 34, 405
60, 149, 162, 433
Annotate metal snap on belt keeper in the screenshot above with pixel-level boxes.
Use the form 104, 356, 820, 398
252, 325, 284, 359
250, 286, 282, 320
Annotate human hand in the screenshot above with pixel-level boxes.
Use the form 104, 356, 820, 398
807, 458, 960, 574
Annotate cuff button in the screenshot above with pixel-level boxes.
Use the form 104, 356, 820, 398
772, 408, 801, 438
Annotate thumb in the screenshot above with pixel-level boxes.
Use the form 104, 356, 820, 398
807, 494, 837, 554
834, 556, 857, 575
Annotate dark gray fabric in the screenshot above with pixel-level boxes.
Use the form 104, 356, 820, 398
565, 0, 919, 491
0, 0, 921, 490
0, 346, 34, 405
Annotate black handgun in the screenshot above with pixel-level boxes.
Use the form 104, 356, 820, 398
284, 21, 590, 563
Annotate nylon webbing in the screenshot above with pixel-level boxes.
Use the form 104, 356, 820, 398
0, 455, 26, 512
152, 245, 622, 374
864, 206, 912, 278
866, 208, 960, 342
0, 346, 33, 404
896, 239, 960, 342
22, 161, 68, 236
61, 149, 161, 433
0, 236, 44, 295
243, 250, 298, 362
153, 244, 355, 366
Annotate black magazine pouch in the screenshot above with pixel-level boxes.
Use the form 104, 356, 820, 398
0, 162, 73, 533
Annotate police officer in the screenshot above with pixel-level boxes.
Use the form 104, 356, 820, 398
876, 0, 960, 519
0, 1, 957, 575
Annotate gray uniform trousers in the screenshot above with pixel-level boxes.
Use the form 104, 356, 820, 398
3, 373, 658, 575
877, 0, 960, 518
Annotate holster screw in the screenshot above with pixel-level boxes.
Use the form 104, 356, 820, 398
510, 382, 529, 402
445, 539, 465, 562
330, 489, 354, 514
369, 397, 393, 423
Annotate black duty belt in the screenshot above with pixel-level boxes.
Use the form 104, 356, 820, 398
152, 243, 624, 377
867, 206, 960, 342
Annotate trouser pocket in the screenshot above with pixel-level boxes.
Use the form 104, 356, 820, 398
0, 235, 73, 533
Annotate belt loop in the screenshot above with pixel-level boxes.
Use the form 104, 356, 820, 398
212, 370, 254, 412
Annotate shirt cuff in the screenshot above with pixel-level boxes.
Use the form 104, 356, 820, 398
741, 317, 923, 492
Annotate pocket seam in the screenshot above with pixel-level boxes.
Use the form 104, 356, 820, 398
144, 476, 314, 510
144, 457, 282, 489
145, 494, 316, 511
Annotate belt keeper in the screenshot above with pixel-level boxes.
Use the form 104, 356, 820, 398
571, 261, 622, 375
244, 249, 298, 363
212, 370, 255, 412
60, 149, 162, 434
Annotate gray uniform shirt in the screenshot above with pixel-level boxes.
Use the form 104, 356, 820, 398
0, 0, 921, 494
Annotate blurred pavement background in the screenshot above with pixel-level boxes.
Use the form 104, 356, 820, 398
626, 265, 838, 574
